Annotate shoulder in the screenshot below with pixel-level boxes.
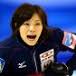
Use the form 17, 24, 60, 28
47, 27, 64, 36
46, 27, 64, 44
0, 36, 17, 48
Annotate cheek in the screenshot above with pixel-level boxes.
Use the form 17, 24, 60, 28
36, 26, 43, 33
20, 27, 28, 37
36, 27, 43, 38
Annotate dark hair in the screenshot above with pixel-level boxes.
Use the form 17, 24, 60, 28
11, 3, 48, 33
11, 3, 48, 46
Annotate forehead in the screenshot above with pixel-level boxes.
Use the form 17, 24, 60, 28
26, 13, 41, 22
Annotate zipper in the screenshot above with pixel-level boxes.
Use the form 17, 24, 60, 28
33, 51, 38, 73
32, 39, 46, 73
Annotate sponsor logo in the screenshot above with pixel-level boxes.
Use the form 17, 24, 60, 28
62, 32, 76, 49
0, 58, 5, 73
39, 49, 54, 71
18, 61, 27, 68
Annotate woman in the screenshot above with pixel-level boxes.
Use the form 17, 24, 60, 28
0, 3, 76, 76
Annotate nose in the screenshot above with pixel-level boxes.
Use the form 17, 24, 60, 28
29, 25, 35, 33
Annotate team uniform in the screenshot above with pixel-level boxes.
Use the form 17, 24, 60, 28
0, 28, 76, 76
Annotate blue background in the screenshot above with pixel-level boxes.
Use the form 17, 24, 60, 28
0, 0, 76, 75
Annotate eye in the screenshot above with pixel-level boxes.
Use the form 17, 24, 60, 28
35, 23, 41, 26
24, 23, 29, 26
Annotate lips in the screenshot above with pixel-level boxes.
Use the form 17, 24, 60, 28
27, 35, 36, 40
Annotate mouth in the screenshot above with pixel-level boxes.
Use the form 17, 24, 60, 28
27, 35, 36, 41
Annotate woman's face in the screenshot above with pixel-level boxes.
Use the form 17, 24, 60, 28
19, 13, 43, 46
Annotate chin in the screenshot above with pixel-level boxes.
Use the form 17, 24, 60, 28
27, 43, 37, 46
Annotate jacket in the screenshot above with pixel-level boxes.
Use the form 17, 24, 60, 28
0, 28, 75, 76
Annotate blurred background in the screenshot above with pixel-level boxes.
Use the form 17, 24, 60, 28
0, 0, 76, 75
